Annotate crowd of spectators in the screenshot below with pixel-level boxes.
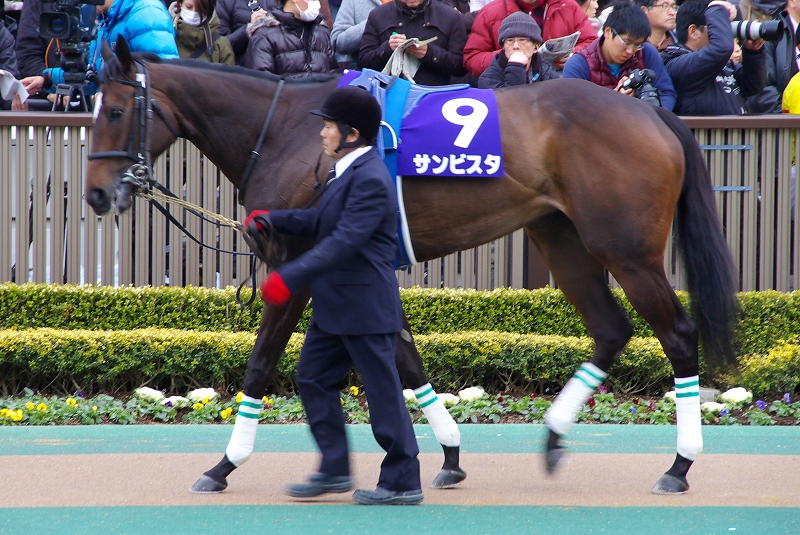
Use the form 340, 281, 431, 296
6, 0, 800, 116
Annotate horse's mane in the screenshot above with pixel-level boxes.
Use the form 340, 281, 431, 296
103, 52, 341, 85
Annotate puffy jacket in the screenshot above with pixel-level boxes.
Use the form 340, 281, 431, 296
242, 9, 337, 76
478, 49, 558, 88
358, 0, 467, 86
747, 11, 797, 114
463, 0, 597, 78
216, 0, 276, 60
662, 5, 765, 115
563, 38, 676, 111
169, 4, 236, 64
46, 0, 179, 89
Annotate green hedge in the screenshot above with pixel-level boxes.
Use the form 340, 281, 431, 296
0, 328, 675, 397
3, 284, 800, 356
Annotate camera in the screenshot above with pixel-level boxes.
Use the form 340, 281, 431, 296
621, 69, 662, 107
39, 0, 104, 107
731, 20, 783, 41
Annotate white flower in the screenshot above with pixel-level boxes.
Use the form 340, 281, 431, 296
162, 396, 191, 409
719, 387, 752, 407
438, 393, 460, 407
134, 387, 165, 402
663, 390, 677, 403
701, 402, 727, 414
458, 386, 485, 402
402, 389, 416, 403
187, 388, 219, 403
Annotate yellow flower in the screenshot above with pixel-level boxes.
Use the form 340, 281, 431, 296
350, 386, 360, 396
37, 403, 48, 412
92, 406, 98, 412
26, 402, 34, 411
262, 396, 274, 405
192, 403, 204, 411
11, 410, 23, 422
0, 408, 8, 418
66, 398, 77, 406
340, 397, 345, 406
221, 407, 233, 420
236, 392, 244, 404
201, 397, 211, 405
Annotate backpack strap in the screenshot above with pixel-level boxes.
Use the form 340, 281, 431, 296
189, 22, 218, 59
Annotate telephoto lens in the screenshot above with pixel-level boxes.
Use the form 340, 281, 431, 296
731, 20, 783, 41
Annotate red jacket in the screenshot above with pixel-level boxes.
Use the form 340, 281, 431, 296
463, 0, 597, 77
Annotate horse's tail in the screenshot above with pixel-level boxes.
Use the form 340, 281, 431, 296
654, 106, 739, 368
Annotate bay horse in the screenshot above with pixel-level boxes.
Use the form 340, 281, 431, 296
84, 38, 737, 496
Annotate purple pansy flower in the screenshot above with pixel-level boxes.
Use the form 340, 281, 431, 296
784, 393, 791, 404
719, 407, 730, 417
755, 400, 767, 410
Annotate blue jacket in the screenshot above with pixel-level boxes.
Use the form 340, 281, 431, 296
269, 148, 403, 335
661, 5, 766, 116
46, 0, 178, 89
562, 42, 676, 111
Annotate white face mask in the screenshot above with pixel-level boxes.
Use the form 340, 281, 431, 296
180, 8, 203, 26
298, 0, 320, 21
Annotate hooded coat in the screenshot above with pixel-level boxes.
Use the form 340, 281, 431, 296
169, 3, 236, 64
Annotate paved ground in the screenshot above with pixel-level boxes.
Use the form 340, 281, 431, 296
1, 424, 799, 534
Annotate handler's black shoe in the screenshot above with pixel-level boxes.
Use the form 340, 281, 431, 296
352, 487, 424, 505
286, 473, 353, 498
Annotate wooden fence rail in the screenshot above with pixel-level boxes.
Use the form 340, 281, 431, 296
2, 113, 799, 291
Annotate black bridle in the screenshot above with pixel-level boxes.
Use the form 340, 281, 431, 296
87, 59, 288, 305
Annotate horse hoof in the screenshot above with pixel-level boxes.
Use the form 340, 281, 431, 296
431, 468, 467, 489
545, 447, 566, 475
651, 474, 689, 495
190, 474, 228, 493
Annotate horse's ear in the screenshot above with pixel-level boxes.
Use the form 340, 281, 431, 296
114, 35, 133, 73
101, 39, 114, 65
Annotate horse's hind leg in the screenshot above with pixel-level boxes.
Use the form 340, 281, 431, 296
190, 289, 311, 493
524, 215, 634, 472
609, 264, 700, 494
395, 313, 466, 489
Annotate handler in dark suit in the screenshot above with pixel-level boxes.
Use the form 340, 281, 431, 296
245, 86, 423, 505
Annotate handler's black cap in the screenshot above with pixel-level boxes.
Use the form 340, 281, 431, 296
310, 86, 382, 145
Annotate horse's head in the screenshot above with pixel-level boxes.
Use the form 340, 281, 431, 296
85, 37, 176, 214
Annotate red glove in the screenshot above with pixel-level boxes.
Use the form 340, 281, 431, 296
260, 271, 291, 307
244, 210, 270, 231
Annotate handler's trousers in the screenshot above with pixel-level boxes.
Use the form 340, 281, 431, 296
296, 323, 421, 493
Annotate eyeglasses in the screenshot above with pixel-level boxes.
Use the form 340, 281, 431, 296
503, 37, 540, 50
651, 2, 677, 12
611, 29, 645, 51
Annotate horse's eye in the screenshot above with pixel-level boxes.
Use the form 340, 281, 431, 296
108, 108, 124, 121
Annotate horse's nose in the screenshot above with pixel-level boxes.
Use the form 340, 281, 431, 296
87, 187, 112, 215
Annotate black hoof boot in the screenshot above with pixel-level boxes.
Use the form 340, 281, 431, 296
544, 428, 566, 475
652, 453, 693, 495
190, 455, 236, 494
431, 445, 467, 489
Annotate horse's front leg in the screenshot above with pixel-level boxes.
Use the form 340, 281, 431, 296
395, 313, 466, 489
190, 289, 311, 493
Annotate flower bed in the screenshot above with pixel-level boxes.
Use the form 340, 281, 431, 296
2, 386, 797, 426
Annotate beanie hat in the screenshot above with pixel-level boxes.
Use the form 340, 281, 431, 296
498, 12, 543, 46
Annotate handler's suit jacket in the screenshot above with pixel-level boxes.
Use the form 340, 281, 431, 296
269, 147, 403, 335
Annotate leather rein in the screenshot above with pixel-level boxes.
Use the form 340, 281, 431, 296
87, 59, 287, 305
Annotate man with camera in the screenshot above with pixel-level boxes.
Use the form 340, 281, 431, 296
747, 0, 800, 113
18, 0, 178, 110
562, 0, 676, 110
662, 0, 766, 115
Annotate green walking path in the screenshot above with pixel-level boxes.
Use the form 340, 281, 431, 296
1, 424, 798, 534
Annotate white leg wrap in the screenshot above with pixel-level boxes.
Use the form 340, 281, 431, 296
225, 395, 260, 467
414, 383, 460, 447
544, 363, 607, 436
674, 376, 702, 461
